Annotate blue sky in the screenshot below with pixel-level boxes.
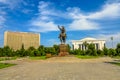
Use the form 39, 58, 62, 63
0, 0, 120, 48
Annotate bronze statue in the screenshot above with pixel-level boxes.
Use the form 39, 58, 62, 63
58, 25, 67, 44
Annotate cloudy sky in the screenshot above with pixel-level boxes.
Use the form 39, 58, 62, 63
0, 0, 120, 48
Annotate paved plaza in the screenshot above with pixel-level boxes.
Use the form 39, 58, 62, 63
0, 56, 120, 80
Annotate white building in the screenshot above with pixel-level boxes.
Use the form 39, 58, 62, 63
71, 37, 105, 50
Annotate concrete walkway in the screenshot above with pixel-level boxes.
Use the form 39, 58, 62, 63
0, 56, 120, 80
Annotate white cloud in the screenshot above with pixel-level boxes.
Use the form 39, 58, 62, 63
22, 9, 33, 14
29, 1, 59, 32
0, 0, 7, 3
95, 33, 120, 48
107, 0, 120, 3
88, 3, 120, 19
0, 16, 5, 25
0, 9, 6, 29
68, 1, 120, 31
67, 7, 83, 19
0, 0, 25, 9
69, 19, 99, 30
30, 1, 120, 32
38, 1, 60, 17
30, 21, 58, 32
67, 7, 100, 30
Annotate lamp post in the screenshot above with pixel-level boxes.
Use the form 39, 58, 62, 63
110, 37, 113, 48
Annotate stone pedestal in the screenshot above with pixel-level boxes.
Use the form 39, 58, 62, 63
58, 44, 69, 56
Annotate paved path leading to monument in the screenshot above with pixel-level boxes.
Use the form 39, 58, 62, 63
0, 56, 120, 80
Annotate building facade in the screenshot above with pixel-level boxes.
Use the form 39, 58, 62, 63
4, 31, 40, 50
71, 37, 105, 50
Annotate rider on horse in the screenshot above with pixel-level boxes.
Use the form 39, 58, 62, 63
58, 25, 67, 44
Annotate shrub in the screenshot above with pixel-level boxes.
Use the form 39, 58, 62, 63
87, 43, 97, 56
38, 45, 46, 56
2, 46, 13, 57
33, 50, 40, 56
97, 50, 104, 56
103, 47, 109, 56
53, 44, 59, 55
71, 49, 82, 55
27, 46, 36, 56
86, 49, 92, 55
108, 48, 117, 56
44, 47, 56, 55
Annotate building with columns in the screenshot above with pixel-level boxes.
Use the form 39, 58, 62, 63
4, 31, 40, 50
71, 37, 105, 50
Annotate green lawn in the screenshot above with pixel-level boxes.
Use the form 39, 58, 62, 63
112, 56, 120, 59
0, 57, 17, 61
112, 62, 120, 66
0, 63, 16, 69
110, 62, 120, 66
76, 55, 99, 59
29, 56, 47, 60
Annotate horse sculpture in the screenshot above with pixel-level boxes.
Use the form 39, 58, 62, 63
58, 25, 67, 44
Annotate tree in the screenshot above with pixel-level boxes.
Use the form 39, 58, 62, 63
86, 49, 92, 55
108, 48, 117, 56
103, 47, 108, 56
38, 45, 44, 51
44, 47, 56, 55
33, 49, 40, 56
53, 44, 59, 55
19, 44, 25, 57
28, 46, 36, 56
97, 50, 104, 56
87, 43, 97, 56
116, 43, 120, 56
38, 45, 45, 56
67, 44, 71, 53
0, 47, 3, 57
3, 46, 13, 57
71, 49, 82, 55
83, 41, 88, 50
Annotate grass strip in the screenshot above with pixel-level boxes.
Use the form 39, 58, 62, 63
110, 62, 120, 66
0, 63, 16, 69
29, 56, 47, 60
76, 55, 99, 59
0, 57, 17, 61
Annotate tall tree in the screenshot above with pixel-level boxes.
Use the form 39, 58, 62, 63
83, 41, 88, 50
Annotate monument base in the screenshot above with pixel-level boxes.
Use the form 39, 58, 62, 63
58, 44, 69, 56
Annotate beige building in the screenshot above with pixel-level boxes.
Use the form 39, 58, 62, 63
4, 31, 40, 50
71, 37, 105, 50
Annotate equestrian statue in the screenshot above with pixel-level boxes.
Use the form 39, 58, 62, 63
58, 25, 67, 44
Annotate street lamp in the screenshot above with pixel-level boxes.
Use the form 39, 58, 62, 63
110, 37, 113, 48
